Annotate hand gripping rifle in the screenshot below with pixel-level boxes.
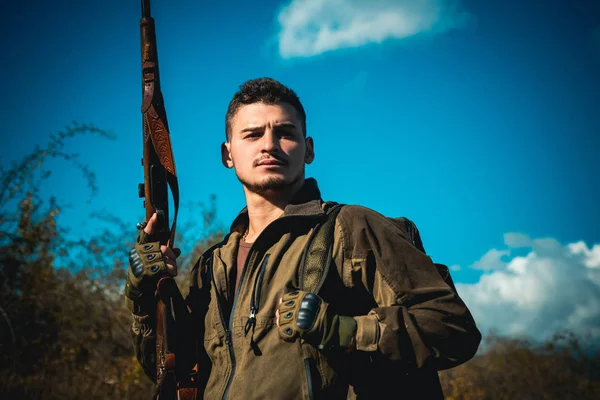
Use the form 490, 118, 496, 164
138, 1, 197, 398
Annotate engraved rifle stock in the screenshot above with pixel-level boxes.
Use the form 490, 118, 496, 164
137, 1, 196, 399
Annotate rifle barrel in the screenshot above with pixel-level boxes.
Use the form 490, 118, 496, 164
142, 0, 151, 18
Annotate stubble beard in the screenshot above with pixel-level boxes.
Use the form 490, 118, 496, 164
237, 167, 305, 197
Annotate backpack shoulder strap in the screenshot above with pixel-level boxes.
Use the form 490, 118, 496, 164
300, 208, 460, 296
299, 202, 344, 293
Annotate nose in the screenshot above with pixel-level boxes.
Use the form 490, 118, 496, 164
262, 129, 280, 152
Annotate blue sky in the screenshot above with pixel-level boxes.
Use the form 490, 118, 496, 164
3, 0, 600, 342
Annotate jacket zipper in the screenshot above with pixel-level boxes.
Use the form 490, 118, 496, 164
244, 254, 270, 336
221, 244, 260, 400
209, 255, 236, 400
217, 215, 320, 399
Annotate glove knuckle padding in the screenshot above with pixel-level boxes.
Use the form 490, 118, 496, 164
125, 239, 167, 302
297, 293, 321, 330
129, 248, 145, 278
278, 291, 324, 340
277, 290, 357, 353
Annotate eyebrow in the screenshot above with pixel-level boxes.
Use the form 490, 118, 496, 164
240, 122, 297, 133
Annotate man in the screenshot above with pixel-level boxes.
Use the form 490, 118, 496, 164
126, 77, 481, 399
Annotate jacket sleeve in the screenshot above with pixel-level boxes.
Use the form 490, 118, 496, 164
127, 254, 211, 383
334, 206, 481, 370
128, 303, 158, 382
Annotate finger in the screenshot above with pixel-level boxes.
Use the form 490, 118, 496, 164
165, 259, 178, 277
281, 290, 302, 302
278, 298, 296, 314
276, 297, 282, 326
162, 245, 177, 260
161, 245, 178, 277
144, 213, 158, 235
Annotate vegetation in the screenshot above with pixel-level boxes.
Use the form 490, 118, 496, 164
0, 124, 222, 399
1, 125, 598, 399
439, 331, 600, 399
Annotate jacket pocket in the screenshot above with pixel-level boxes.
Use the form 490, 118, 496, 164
302, 342, 336, 399
304, 357, 322, 400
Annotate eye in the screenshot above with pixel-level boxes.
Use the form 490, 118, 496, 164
245, 132, 262, 139
276, 129, 295, 139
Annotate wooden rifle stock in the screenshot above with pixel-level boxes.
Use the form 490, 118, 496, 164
137, 1, 196, 399
139, 0, 177, 239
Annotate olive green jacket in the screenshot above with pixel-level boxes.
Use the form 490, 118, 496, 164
130, 178, 481, 399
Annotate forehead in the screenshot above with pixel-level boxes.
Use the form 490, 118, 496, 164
231, 102, 300, 131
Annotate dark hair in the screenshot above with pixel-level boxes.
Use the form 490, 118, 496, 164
225, 77, 306, 140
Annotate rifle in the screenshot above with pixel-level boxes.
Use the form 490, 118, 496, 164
138, 1, 197, 398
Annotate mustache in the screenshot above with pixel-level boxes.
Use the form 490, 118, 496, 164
254, 154, 288, 166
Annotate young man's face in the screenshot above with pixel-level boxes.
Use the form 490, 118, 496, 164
222, 102, 314, 195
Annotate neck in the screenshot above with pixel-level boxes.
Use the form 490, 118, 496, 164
242, 178, 305, 242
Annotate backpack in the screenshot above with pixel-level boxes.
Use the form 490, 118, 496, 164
299, 202, 457, 294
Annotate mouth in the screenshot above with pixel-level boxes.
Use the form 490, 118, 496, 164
256, 158, 287, 167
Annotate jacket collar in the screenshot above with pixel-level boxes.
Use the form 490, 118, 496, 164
229, 178, 325, 234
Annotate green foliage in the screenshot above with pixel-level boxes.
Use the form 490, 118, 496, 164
0, 124, 222, 399
440, 331, 600, 399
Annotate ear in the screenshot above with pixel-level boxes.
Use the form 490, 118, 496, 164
221, 141, 234, 169
304, 137, 315, 164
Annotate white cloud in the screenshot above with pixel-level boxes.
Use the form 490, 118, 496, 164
277, 0, 470, 58
449, 264, 462, 271
568, 241, 600, 269
504, 232, 532, 248
457, 235, 600, 342
469, 248, 509, 271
